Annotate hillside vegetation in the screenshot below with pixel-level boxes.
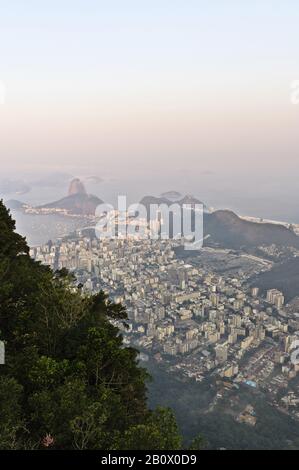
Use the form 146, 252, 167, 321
0, 200, 184, 450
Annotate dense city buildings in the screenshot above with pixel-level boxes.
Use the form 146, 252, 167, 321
30, 233, 299, 422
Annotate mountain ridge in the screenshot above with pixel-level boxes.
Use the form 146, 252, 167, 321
204, 210, 299, 249
139, 195, 299, 249
38, 178, 103, 215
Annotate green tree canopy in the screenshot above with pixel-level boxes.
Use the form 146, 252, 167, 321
0, 200, 183, 449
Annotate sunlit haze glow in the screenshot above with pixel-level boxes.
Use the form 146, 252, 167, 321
1, 1, 299, 220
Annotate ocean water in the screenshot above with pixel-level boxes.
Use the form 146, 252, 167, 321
11, 211, 88, 247
3, 171, 299, 247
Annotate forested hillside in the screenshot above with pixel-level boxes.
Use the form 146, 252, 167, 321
0, 200, 183, 450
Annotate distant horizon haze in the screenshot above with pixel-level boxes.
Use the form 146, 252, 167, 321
1, 1, 299, 222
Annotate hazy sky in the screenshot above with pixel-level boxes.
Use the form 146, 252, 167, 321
1, 1, 299, 184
